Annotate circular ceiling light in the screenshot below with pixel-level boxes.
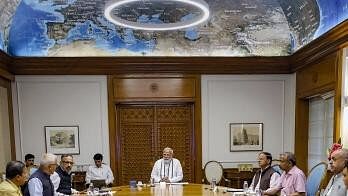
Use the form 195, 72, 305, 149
104, 0, 210, 31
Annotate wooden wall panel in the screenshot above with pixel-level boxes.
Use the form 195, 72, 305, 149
294, 50, 343, 173
108, 74, 202, 185
291, 20, 348, 71
157, 105, 194, 182
11, 56, 290, 75
296, 52, 338, 98
0, 51, 14, 81
113, 78, 195, 100
118, 106, 154, 185
294, 98, 309, 173
0, 77, 16, 160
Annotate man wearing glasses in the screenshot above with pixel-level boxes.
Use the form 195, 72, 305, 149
51, 154, 77, 195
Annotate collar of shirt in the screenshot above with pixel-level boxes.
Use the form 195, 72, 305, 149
260, 165, 270, 172
6, 179, 21, 193
285, 165, 298, 176
334, 172, 343, 178
92, 164, 105, 169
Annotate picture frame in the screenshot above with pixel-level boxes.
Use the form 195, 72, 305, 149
44, 126, 80, 154
230, 123, 263, 152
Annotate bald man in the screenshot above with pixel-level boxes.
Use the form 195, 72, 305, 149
150, 147, 183, 183
263, 152, 306, 196
322, 148, 348, 196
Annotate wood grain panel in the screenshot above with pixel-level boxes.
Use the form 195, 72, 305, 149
333, 49, 343, 143
296, 52, 338, 98
0, 77, 16, 160
157, 105, 194, 182
291, 20, 348, 71
223, 168, 257, 188
0, 51, 14, 81
294, 51, 341, 173
118, 106, 154, 185
115, 104, 195, 185
294, 98, 309, 173
113, 78, 195, 99
109, 74, 202, 185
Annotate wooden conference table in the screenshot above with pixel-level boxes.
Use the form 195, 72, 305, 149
81, 183, 243, 195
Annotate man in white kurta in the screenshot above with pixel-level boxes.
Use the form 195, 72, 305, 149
151, 147, 183, 183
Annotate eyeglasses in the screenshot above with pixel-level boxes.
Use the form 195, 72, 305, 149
62, 161, 74, 165
27, 159, 34, 162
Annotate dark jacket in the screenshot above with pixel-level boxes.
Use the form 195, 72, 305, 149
252, 166, 277, 190
24, 169, 54, 196
55, 166, 72, 195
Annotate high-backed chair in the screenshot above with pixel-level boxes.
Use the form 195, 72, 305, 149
204, 161, 224, 185
271, 164, 283, 175
306, 162, 327, 196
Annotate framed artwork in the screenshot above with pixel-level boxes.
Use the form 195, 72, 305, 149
230, 123, 263, 152
44, 126, 80, 154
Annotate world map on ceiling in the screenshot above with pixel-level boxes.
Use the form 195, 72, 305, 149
0, 0, 347, 57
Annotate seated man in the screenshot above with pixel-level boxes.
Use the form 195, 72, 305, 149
250, 152, 280, 193
0, 161, 28, 196
50, 154, 77, 195
322, 148, 348, 196
24, 154, 38, 176
343, 161, 348, 191
24, 153, 58, 196
151, 147, 183, 183
263, 152, 306, 196
85, 153, 114, 186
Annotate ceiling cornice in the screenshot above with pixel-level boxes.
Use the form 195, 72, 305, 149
10, 56, 290, 75
290, 19, 348, 72
0, 50, 14, 80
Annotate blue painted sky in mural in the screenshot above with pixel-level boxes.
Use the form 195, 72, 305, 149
0, 33, 3, 51
315, 0, 348, 37
2, 0, 348, 56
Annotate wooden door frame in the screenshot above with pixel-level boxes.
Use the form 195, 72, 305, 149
294, 50, 343, 173
108, 74, 202, 185
0, 77, 16, 160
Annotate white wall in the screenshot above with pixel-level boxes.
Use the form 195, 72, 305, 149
12, 76, 109, 166
202, 75, 296, 168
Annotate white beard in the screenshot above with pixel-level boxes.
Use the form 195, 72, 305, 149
163, 159, 171, 165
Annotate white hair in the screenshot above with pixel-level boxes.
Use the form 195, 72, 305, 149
40, 153, 57, 165
163, 147, 173, 154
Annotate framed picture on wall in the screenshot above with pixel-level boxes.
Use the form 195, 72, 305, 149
230, 123, 263, 151
44, 126, 80, 154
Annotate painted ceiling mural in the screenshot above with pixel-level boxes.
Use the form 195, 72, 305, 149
0, 0, 347, 57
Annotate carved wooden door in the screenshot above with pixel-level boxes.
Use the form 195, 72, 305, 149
116, 104, 194, 185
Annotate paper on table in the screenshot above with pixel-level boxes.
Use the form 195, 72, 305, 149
226, 188, 244, 192
168, 182, 189, 185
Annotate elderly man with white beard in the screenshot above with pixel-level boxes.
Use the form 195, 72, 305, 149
150, 147, 183, 183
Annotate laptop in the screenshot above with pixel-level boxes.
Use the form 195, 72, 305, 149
90, 179, 107, 189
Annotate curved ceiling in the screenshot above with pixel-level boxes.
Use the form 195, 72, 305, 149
0, 0, 347, 57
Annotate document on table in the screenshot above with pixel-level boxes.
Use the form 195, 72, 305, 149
226, 188, 244, 192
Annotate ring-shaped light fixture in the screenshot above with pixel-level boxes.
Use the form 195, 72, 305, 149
104, 0, 210, 31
